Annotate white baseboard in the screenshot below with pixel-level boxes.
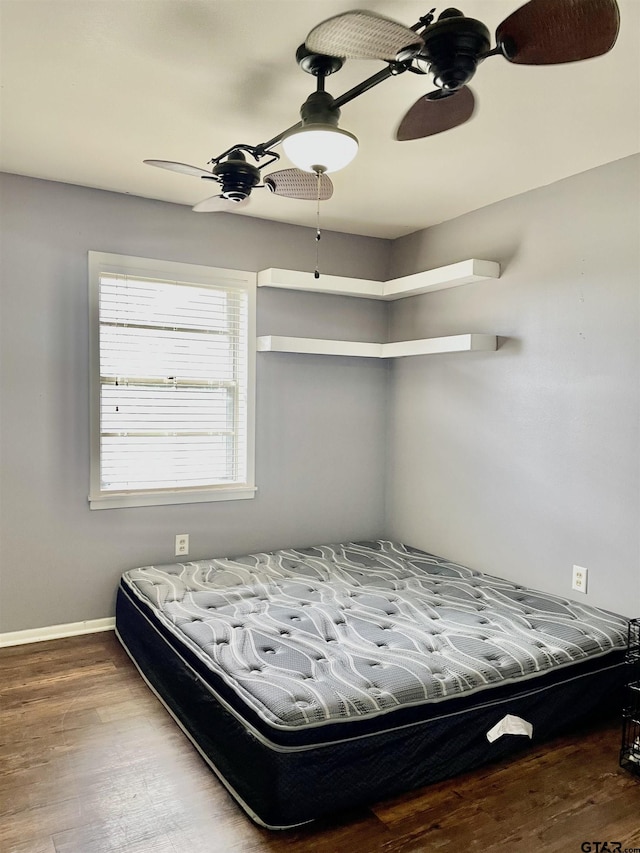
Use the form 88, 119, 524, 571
0, 617, 115, 648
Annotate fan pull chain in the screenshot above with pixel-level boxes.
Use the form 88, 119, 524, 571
314, 170, 322, 279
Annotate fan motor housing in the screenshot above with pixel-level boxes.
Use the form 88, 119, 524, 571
420, 9, 491, 91
213, 152, 261, 200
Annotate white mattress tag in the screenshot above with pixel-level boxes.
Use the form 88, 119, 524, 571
486, 714, 534, 743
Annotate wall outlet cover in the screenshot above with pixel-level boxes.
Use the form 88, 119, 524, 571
572, 565, 588, 594
175, 534, 189, 557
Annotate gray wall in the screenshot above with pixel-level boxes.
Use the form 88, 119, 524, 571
2, 157, 638, 633
386, 155, 640, 617
0, 173, 390, 632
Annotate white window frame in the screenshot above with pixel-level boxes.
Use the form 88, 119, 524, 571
88, 252, 256, 509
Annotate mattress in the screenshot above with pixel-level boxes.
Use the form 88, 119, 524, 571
115, 540, 629, 828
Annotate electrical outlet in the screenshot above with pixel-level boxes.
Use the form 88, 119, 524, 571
572, 565, 588, 594
175, 534, 189, 557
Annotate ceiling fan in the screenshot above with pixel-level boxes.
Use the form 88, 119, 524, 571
145, 0, 620, 211
144, 144, 333, 213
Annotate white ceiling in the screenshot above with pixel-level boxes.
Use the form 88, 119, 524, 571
1, 0, 638, 239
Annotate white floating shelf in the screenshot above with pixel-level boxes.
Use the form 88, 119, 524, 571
257, 269, 384, 299
257, 334, 497, 359
257, 336, 383, 358
384, 334, 497, 357
383, 260, 500, 299
257, 259, 500, 301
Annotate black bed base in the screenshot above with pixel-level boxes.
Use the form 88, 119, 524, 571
116, 588, 625, 829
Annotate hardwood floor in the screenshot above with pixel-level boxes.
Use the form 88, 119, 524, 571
1, 633, 638, 853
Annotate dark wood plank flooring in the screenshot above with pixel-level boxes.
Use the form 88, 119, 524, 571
1, 633, 638, 853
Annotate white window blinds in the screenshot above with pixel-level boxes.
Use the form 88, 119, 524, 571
89, 254, 256, 509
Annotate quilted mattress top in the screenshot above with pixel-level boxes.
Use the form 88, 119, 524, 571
121, 541, 628, 732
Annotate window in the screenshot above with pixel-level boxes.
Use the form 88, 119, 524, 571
89, 253, 256, 509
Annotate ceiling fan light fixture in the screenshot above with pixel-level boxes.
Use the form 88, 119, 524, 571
282, 89, 359, 174
282, 124, 359, 174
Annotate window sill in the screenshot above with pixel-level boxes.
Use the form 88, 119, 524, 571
88, 485, 257, 510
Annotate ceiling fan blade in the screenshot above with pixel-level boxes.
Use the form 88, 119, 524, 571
306, 10, 423, 61
264, 168, 333, 201
192, 195, 249, 213
144, 159, 215, 179
396, 86, 476, 141
496, 0, 620, 65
